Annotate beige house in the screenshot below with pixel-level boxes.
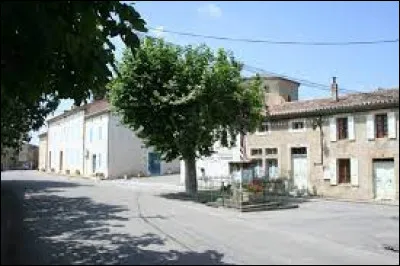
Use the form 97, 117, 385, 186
247, 78, 399, 201
1, 143, 39, 171
38, 132, 48, 171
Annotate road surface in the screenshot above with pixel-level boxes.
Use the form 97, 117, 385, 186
1, 171, 399, 265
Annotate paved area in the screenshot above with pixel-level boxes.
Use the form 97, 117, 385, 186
1, 170, 399, 265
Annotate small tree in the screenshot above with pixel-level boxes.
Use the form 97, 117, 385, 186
109, 38, 263, 195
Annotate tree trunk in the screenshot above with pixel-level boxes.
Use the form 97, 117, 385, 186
184, 157, 197, 195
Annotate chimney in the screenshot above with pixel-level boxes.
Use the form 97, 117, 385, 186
331, 77, 339, 101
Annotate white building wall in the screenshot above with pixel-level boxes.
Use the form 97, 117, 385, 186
108, 114, 147, 178
38, 136, 47, 170
47, 111, 85, 174
84, 113, 109, 177
161, 158, 181, 175
180, 134, 241, 184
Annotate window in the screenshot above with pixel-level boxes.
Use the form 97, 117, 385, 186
250, 148, 262, 156
287, 95, 292, 102
266, 159, 279, 179
291, 121, 305, 131
89, 128, 93, 142
338, 159, 351, 184
375, 114, 388, 138
291, 147, 307, 155
252, 159, 263, 177
337, 117, 348, 140
258, 122, 269, 133
98, 126, 102, 140
98, 153, 101, 168
265, 148, 278, 155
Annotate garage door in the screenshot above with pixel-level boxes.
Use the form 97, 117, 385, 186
374, 159, 395, 200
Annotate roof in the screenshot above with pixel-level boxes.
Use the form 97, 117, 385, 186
268, 88, 399, 119
47, 99, 111, 123
243, 76, 300, 86
85, 99, 110, 118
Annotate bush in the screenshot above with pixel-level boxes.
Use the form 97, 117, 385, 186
51, 168, 55, 172
75, 169, 80, 175
247, 179, 264, 193
65, 169, 70, 175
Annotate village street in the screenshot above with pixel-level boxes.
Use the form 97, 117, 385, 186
1, 170, 399, 265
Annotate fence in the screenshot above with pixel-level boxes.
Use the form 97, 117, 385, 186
196, 175, 300, 211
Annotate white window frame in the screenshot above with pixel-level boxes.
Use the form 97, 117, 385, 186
265, 147, 278, 156
289, 119, 306, 133
250, 148, 263, 156
255, 122, 271, 135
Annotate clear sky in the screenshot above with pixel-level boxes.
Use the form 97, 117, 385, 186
30, 1, 399, 145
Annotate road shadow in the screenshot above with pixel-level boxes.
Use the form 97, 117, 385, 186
2, 179, 231, 265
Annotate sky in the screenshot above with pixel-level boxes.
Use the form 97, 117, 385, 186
29, 1, 399, 145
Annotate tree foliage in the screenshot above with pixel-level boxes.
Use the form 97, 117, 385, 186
109, 38, 263, 194
1, 1, 146, 150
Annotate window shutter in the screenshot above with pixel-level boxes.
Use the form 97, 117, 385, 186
348, 116, 355, 141
330, 160, 337, 185
323, 166, 331, 180
350, 158, 359, 186
367, 114, 375, 140
388, 112, 397, 139
330, 118, 337, 142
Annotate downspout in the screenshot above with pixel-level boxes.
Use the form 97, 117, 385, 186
313, 116, 324, 166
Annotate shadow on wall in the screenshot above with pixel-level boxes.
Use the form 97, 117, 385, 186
2, 179, 229, 265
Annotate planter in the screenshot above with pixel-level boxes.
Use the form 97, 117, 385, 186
249, 192, 264, 203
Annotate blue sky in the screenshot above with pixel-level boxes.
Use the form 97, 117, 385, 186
30, 1, 399, 144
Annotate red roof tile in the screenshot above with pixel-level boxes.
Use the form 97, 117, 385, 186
268, 88, 399, 118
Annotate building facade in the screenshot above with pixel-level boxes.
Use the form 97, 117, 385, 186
180, 76, 399, 202
180, 76, 301, 185
247, 80, 399, 201
42, 99, 180, 178
1, 143, 39, 171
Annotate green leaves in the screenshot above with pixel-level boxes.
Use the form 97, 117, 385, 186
109, 38, 263, 163
1, 1, 147, 150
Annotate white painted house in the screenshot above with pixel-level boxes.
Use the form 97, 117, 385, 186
44, 99, 180, 178
179, 135, 243, 185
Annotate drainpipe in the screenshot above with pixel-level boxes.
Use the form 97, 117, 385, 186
313, 116, 324, 166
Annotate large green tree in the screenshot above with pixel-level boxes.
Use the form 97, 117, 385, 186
1, 1, 146, 151
109, 38, 263, 194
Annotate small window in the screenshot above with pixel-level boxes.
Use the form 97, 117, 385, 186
265, 148, 278, 155
337, 117, 348, 140
251, 148, 262, 156
375, 114, 388, 138
287, 95, 292, 102
338, 159, 351, 184
291, 147, 307, 155
258, 122, 269, 133
292, 121, 305, 131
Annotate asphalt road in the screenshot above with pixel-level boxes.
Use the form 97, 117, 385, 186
1, 170, 399, 265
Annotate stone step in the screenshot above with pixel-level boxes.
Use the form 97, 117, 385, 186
239, 203, 299, 212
